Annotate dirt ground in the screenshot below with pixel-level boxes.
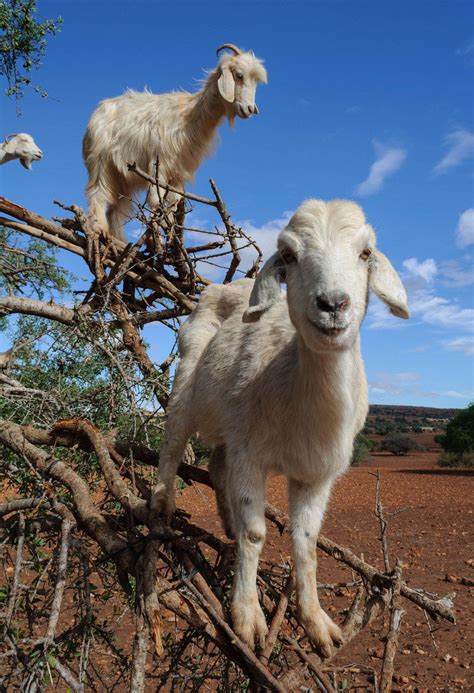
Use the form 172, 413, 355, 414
178, 433, 474, 691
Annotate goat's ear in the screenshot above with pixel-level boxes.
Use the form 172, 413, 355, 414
218, 66, 235, 103
369, 250, 410, 319
3, 138, 17, 154
242, 252, 284, 323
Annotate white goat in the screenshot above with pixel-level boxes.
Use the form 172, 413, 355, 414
0, 133, 43, 169
152, 199, 410, 654
82, 44, 267, 241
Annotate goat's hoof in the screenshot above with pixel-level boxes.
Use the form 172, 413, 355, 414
232, 602, 268, 650
303, 609, 343, 659
150, 482, 176, 523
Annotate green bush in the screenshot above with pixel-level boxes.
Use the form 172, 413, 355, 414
436, 404, 474, 454
438, 451, 474, 469
351, 434, 376, 465
380, 434, 423, 456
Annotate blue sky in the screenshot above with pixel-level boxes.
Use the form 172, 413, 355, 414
1, 0, 473, 408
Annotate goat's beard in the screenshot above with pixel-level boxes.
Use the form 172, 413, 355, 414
227, 112, 236, 128
20, 158, 33, 170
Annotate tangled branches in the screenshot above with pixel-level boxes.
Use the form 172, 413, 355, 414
0, 178, 457, 690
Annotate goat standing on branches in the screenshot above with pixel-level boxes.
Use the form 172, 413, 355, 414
82, 43, 267, 241
152, 199, 410, 654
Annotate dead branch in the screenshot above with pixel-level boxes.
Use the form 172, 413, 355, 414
380, 560, 405, 693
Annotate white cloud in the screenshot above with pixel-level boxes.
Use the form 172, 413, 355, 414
409, 288, 474, 330
191, 212, 292, 282
443, 389, 474, 400
402, 257, 438, 284
369, 371, 419, 396
434, 129, 474, 174
240, 212, 293, 261
443, 336, 474, 357
355, 141, 407, 196
368, 255, 474, 331
369, 371, 438, 399
456, 208, 474, 248
440, 258, 474, 287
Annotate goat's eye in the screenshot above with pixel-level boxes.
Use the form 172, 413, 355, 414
235, 71, 244, 80
280, 248, 295, 265
360, 248, 372, 261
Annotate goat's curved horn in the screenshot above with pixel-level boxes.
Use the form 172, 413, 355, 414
5, 134, 18, 142
216, 43, 242, 57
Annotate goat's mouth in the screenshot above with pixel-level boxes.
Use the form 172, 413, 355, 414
316, 325, 348, 337
20, 153, 42, 170
236, 105, 252, 119
309, 320, 350, 339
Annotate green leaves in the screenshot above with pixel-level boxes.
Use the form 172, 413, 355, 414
0, 0, 62, 111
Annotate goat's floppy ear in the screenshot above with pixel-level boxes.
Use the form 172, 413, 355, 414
3, 138, 18, 154
242, 252, 284, 323
369, 250, 410, 319
218, 66, 235, 103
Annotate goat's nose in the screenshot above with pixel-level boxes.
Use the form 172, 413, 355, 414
316, 292, 351, 313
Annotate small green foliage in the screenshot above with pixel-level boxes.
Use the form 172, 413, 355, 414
380, 433, 424, 456
351, 433, 376, 465
0, 0, 62, 110
0, 226, 73, 301
436, 403, 474, 455
438, 450, 474, 469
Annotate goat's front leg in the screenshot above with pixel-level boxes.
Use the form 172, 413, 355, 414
289, 478, 343, 658
228, 459, 268, 649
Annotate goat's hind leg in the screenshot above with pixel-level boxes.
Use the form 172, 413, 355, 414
208, 445, 234, 539
150, 422, 190, 523
107, 196, 133, 242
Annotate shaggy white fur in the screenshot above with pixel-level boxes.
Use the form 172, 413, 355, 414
152, 199, 409, 654
82, 45, 267, 240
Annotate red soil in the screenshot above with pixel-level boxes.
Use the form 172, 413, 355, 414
178, 440, 474, 691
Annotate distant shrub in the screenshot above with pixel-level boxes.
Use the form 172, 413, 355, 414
436, 404, 474, 454
380, 434, 423, 456
351, 434, 376, 465
438, 451, 474, 469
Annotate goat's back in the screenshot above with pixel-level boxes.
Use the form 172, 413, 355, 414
179, 279, 253, 362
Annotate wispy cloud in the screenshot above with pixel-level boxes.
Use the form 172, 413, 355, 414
455, 39, 474, 57
193, 212, 292, 282
370, 371, 419, 396
369, 371, 438, 399
355, 141, 406, 196
434, 129, 474, 174
443, 336, 474, 357
443, 389, 473, 400
439, 258, 474, 287
240, 212, 293, 261
403, 257, 438, 284
368, 255, 474, 331
456, 208, 474, 248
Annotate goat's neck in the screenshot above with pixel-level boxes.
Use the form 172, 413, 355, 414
0, 147, 14, 165
184, 76, 227, 146
294, 335, 362, 427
